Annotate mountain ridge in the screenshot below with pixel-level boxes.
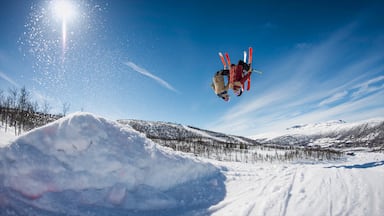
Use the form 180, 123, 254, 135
118, 118, 384, 151
118, 119, 260, 147
255, 118, 384, 150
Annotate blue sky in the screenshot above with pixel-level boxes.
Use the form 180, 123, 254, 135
0, 0, 383, 137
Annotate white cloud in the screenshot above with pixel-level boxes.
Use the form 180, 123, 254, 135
0, 70, 19, 87
318, 91, 348, 106
207, 21, 384, 137
263, 22, 277, 29
293, 90, 384, 125
351, 75, 384, 98
124, 61, 179, 93
295, 42, 312, 49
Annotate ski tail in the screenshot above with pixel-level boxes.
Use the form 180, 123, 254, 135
218, 52, 227, 69
243, 51, 247, 62
247, 47, 253, 91
219, 48, 254, 91
248, 47, 253, 65
225, 53, 231, 67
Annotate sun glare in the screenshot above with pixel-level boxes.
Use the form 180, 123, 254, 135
50, 0, 78, 59
52, 0, 77, 21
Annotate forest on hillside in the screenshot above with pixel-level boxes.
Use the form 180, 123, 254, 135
0, 87, 65, 135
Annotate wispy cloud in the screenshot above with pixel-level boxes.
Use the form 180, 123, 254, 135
207, 21, 384, 137
264, 22, 277, 29
295, 42, 312, 49
124, 61, 179, 93
319, 91, 348, 106
351, 75, 384, 98
0, 70, 19, 87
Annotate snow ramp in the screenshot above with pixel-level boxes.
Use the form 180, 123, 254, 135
0, 112, 225, 215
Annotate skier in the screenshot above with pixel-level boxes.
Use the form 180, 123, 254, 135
213, 47, 254, 101
211, 69, 230, 101
229, 60, 252, 96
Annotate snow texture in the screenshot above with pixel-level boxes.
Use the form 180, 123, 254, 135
0, 113, 383, 216
0, 112, 225, 215
209, 153, 384, 216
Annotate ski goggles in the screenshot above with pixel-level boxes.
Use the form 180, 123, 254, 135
217, 90, 229, 101
217, 90, 227, 98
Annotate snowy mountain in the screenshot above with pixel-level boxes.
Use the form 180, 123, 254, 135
254, 119, 384, 150
118, 119, 260, 147
116, 120, 347, 163
119, 118, 384, 151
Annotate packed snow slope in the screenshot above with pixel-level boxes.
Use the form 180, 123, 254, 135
209, 152, 384, 216
0, 113, 383, 216
0, 112, 225, 216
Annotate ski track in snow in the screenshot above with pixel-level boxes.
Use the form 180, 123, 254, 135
209, 153, 384, 216
0, 113, 383, 215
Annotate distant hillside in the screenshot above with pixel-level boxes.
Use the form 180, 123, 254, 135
118, 119, 260, 147
254, 119, 384, 151
118, 119, 345, 163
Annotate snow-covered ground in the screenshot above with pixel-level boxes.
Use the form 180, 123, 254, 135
209, 153, 384, 216
0, 113, 383, 216
0, 125, 17, 148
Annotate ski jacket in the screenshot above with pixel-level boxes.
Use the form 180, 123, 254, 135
211, 70, 229, 95
229, 63, 251, 91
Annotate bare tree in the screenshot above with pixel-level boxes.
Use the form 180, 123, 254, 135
42, 100, 52, 125
42, 100, 51, 114
17, 86, 31, 135
8, 88, 18, 135
62, 102, 70, 116
0, 89, 4, 125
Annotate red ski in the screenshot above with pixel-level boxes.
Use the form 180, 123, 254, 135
218, 48, 254, 91
225, 53, 231, 68
247, 47, 253, 91
248, 47, 253, 66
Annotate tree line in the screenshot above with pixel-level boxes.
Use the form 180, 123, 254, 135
0, 86, 67, 135
123, 120, 347, 162
150, 137, 345, 163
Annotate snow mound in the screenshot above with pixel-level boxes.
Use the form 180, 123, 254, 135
0, 112, 225, 215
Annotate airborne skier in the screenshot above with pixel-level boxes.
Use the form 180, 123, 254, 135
211, 47, 254, 101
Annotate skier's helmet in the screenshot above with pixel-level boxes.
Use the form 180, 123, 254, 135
218, 90, 230, 102
234, 86, 243, 96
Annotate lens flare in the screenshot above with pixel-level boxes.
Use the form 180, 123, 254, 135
52, 0, 76, 21
19, 0, 110, 102
51, 0, 77, 57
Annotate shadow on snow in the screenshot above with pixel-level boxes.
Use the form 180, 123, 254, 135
326, 160, 384, 169
0, 174, 227, 216
0, 141, 227, 216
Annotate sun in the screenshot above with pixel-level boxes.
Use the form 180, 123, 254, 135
50, 0, 78, 59
52, 0, 77, 22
